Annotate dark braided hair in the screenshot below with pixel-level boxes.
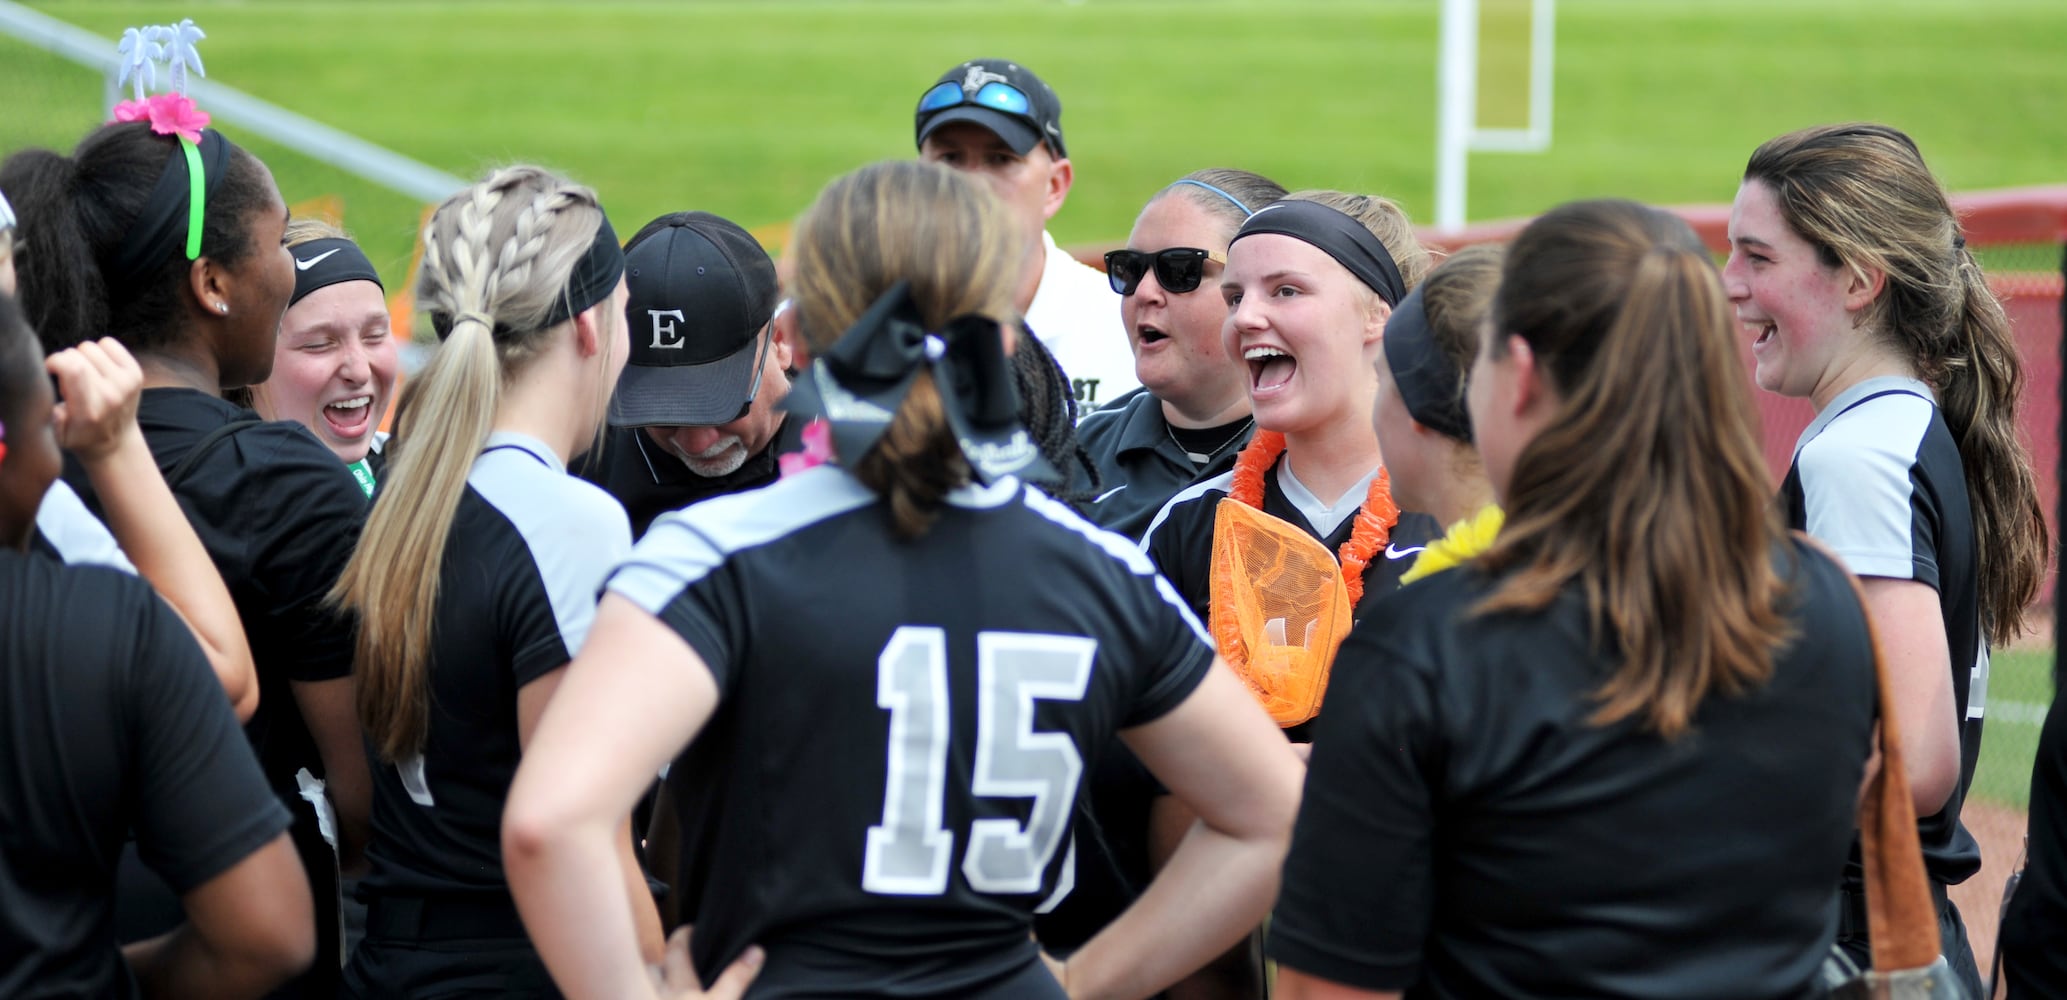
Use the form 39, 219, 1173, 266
1011, 323, 1101, 509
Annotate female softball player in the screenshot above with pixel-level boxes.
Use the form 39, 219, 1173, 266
1725, 123, 2049, 993
328, 165, 654, 997
503, 160, 1302, 1000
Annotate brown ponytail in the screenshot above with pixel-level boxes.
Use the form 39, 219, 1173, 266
1476, 200, 1793, 738
1745, 123, 2048, 644
787, 161, 1020, 539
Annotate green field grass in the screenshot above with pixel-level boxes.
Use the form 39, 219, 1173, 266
6, 0, 2067, 286
1976, 647, 2056, 810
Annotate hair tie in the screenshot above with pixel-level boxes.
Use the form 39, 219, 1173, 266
1170, 178, 1253, 217
1231, 199, 1407, 306
783, 280, 1054, 484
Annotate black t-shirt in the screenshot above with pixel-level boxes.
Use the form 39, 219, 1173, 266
608, 466, 1215, 997
0, 552, 290, 1000
1076, 387, 1253, 543
1780, 378, 1985, 888
2002, 686, 2067, 995
361, 434, 630, 902
575, 418, 806, 539
1268, 539, 1878, 998
61, 388, 364, 800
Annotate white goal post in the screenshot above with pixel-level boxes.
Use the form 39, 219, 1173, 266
1434, 0, 1556, 230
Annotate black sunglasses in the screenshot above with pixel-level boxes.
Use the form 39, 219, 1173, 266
1102, 247, 1225, 296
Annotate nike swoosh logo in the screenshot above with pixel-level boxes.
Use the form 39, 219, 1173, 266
1384, 544, 1426, 561
295, 248, 343, 271
1093, 484, 1128, 503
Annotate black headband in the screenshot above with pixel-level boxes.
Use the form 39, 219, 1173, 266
783, 280, 1054, 485
1231, 199, 1407, 306
431, 211, 624, 340
1382, 285, 1472, 443
108, 128, 232, 286
288, 237, 383, 308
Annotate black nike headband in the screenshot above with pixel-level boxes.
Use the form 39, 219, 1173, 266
1230, 199, 1407, 307
430, 212, 624, 340
1382, 285, 1472, 443
288, 237, 383, 308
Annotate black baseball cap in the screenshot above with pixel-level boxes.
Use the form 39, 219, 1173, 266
608, 212, 780, 428
914, 58, 1068, 159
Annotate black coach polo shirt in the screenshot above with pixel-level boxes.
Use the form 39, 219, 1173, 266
577, 417, 806, 539
1077, 387, 1254, 542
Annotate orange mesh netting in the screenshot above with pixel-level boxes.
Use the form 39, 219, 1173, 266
1208, 499, 1353, 726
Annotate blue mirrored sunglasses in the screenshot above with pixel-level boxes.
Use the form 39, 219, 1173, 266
917, 80, 1032, 118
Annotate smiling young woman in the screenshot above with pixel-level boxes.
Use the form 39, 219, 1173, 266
248, 220, 399, 493
3, 115, 373, 996
1724, 123, 2048, 995
1140, 190, 1440, 737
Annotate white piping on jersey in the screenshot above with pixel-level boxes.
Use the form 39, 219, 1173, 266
1137, 469, 1236, 554
471, 432, 632, 657
611, 465, 880, 615
1793, 377, 1936, 581
1023, 487, 1211, 646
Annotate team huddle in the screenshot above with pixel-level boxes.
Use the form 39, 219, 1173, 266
2, 43, 2066, 1000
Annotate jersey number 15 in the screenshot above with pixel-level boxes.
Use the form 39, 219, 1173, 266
862, 626, 1093, 899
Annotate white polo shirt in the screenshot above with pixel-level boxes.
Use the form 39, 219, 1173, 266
1023, 230, 1137, 412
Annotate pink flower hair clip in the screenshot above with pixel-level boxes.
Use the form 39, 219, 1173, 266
110, 93, 211, 144
778, 418, 835, 478
109, 18, 210, 141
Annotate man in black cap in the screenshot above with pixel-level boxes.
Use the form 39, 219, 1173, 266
915, 57, 1136, 412
577, 212, 803, 538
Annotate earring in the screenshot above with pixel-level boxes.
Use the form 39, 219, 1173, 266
215, 302, 228, 314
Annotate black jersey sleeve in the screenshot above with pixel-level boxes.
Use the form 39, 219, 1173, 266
213, 423, 367, 682
1139, 488, 1220, 626
1792, 393, 1941, 588
607, 515, 744, 694
1266, 600, 1440, 991
123, 580, 294, 894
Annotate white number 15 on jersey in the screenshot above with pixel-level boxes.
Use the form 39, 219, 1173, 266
862, 626, 1093, 902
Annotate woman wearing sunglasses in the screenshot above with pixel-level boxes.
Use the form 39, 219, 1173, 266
1078, 169, 1286, 543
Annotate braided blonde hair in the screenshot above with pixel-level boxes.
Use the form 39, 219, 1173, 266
334, 165, 612, 761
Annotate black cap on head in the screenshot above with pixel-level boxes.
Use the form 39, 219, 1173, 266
609, 212, 780, 428
914, 58, 1067, 159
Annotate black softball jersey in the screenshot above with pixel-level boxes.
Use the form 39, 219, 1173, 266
1268, 539, 1877, 998
1780, 377, 1986, 888
1140, 456, 1443, 630
607, 465, 1215, 998
357, 433, 632, 901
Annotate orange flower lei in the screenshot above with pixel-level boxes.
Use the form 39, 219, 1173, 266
1224, 430, 1399, 608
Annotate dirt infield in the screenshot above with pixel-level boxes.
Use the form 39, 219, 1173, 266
1951, 798, 2027, 994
